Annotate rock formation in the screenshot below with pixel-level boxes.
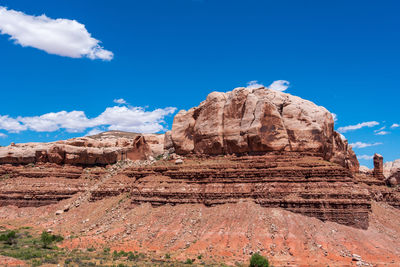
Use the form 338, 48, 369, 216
0, 131, 164, 166
359, 165, 371, 174
373, 153, 384, 179
384, 159, 400, 178
171, 86, 359, 172
127, 153, 370, 229
4, 87, 400, 231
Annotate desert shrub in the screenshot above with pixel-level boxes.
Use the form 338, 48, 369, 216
40, 231, 63, 249
112, 250, 119, 260
118, 250, 128, 257
87, 247, 95, 252
165, 253, 171, 259
128, 251, 139, 261
185, 258, 194, 264
249, 253, 269, 267
3, 247, 45, 260
0, 230, 17, 245
103, 247, 110, 254
31, 259, 43, 267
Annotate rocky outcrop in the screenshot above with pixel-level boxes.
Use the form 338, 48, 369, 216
373, 153, 384, 180
384, 159, 400, 178
0, 131, 164, 166
0, 164, 102, 207
382, 159, 400, 186
126, 153, 370, 229
359, 165, 371, 174
171, 86, 359, 172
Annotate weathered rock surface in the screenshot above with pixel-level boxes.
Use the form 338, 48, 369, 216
0, 164, 100, 207
171, 86, 359, 172
359, 165, 371, 174
373, 153, 384, 180
0, 131, 164, 166
126, 153, 370, 229
384, 159, 400, 178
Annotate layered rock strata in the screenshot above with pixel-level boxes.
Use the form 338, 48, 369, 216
0, 164, 104, 207
171, 86, 359, 172
0, 131, 164, 166
125, 153, 370, 229
373, 153, 384, 180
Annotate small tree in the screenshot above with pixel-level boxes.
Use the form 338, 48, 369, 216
249, 253, 270, 267
40, 231, 64, 249
41, 231, 53, 248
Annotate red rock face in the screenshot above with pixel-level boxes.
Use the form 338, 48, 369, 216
0, 164, 101, 207
171, 87, 359, 172
373, 153, 384, 180
0, 132, 164, 166
126, 153, 370, 229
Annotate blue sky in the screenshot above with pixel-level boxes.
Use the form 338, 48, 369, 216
0, 0, 399, 168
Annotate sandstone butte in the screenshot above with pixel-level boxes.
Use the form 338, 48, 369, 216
0, 86, 400, 266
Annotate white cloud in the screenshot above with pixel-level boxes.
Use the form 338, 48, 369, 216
357, 155, 373, 160
375, 131, 390, 136
246, 80, 290, 91
85, 128, 103, 136
391, 123, 400, 129
0, 106, 176, 134
374, 126, 386, 133
18, 111, 91, 133
350, 142, 382, 149
92, 106, 177, 133
0, 6, 113, 60
337, 121, 379, 133
0, 115, 27, 133
246, 80, 264, 89
331, 113, 337, 122
0, 133, 7, 138
113, 98, 127, 105
268, 80, 290, 92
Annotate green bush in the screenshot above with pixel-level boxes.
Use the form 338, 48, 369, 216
0, 230, 17, 245
112, 250, 119, 260
128, 251, 139, 261
249, 253, 269, 267
185, 258, 194, 264
40, 231, 64, 249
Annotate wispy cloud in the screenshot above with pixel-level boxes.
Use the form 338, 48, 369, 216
374, 126, 386, 133
391, 123, 400, 129
246, 80, 264, 89
375, 131, 390, 136
85, 128, 103, 136
0, 133, 7, 138
331, 113, 337, 122
357, 155, 374, 160
0, 6, 113, 60
0, 106, 176, 134
246, 80, 290, 92
350, 141, 382, 149
268, 80, 290, 92
113, 98, 127, 105
337, 121, 379, 133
